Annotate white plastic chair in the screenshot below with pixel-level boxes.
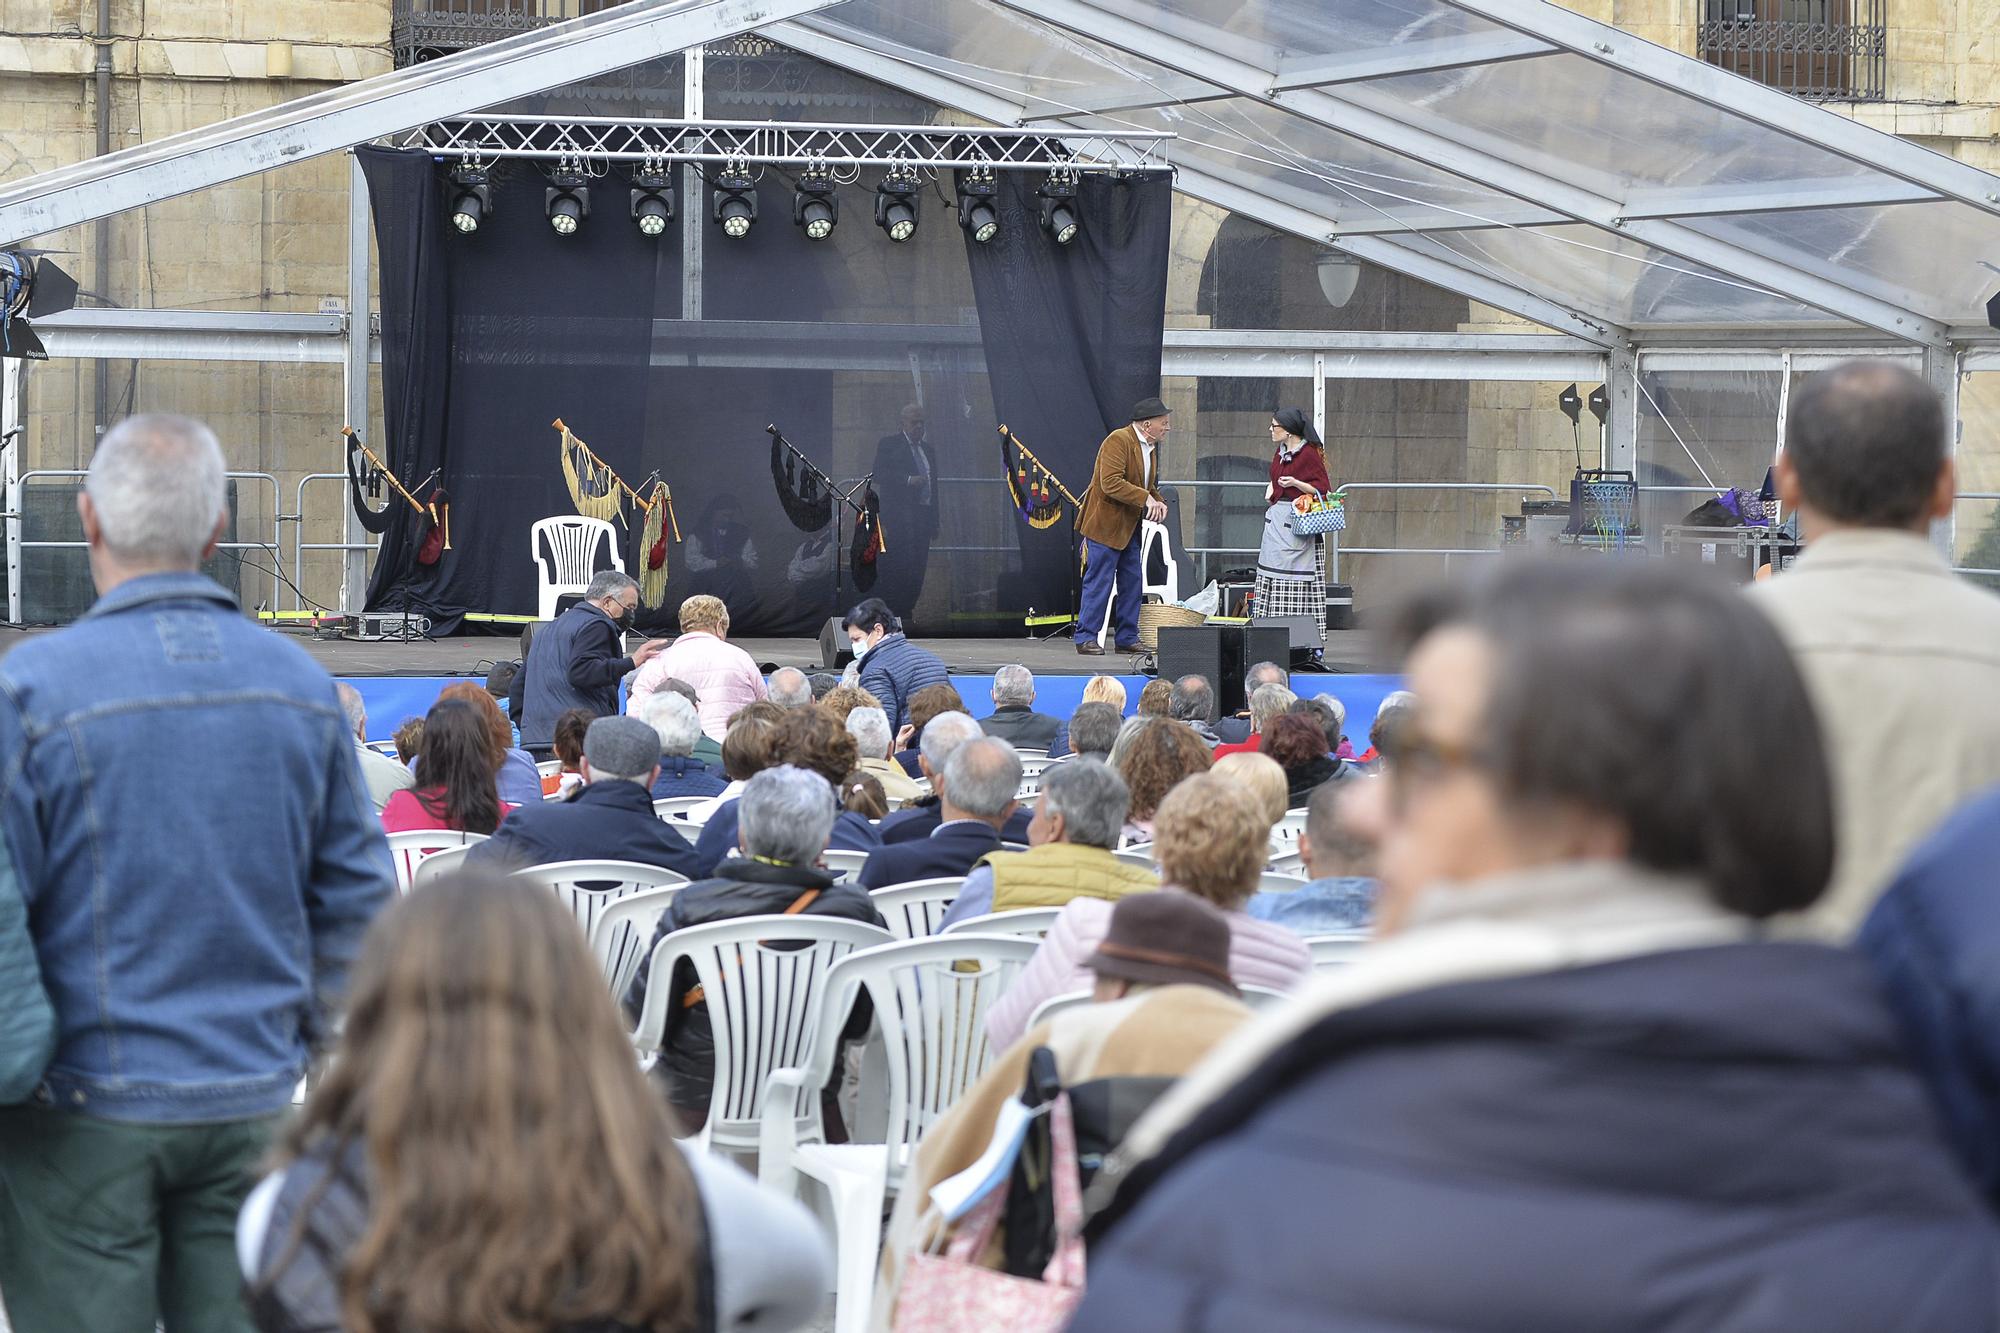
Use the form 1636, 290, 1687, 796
939, 906, 1063, 939
1267, 846, 1307, 875
1306, 931, 1371, 969
384, 829, 489, 893
587, 884, 683, 1000
1110, 846, 1157, 870
869, 879, 964, 940
819, 848, 871, 885
531, 515, 625, 621
1269, 808, 1311, 850
760, 934, 1040, 1333
536, 758, 566, 779
1014, 753, 1057, 800
1241, 983, 1292, 1011
635, 915, 893, 1152
654, 795, 713, 822
1093, 519, 1180, 647
410, 842, 476, 887
1015, 749, 1051, 762
1257, 869, 1308, 895
1026, 989, 1095, 1029
509, 860, 690, 953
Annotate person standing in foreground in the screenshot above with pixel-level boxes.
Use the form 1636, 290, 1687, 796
519, 569, 667, 756
1075, 399, 1171, 656
1750, 359, 2000, 936
0, 414, 395, 1333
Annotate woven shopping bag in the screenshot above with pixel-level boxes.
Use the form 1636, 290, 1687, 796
893, 1093, 1086, 1332
1290, 495, 1347, 536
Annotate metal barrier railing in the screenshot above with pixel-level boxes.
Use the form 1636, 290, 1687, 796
293, 472, 381, 614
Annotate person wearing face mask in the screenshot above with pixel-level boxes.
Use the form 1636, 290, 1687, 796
842, 596, 947, 737
519, 570, 667, 758
1075, 398, 1172, 656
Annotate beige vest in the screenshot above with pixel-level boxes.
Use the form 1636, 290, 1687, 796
982, 842, 1158, 913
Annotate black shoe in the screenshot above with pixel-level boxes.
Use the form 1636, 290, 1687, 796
1076, 641, 1106, 656
1114, 642, 1143, 653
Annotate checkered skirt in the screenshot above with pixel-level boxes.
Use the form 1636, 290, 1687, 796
1254, 565, 1326, 642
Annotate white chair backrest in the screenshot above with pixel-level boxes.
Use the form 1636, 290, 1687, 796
939, 907, 1064, 939
530, 516, 625, 621
383, 829, 489, 893
1015, 749, 1051, 762
654, 795, 713, 821
1267, 846, 1307, 875
536, 758, 566, 779
1270, 808, 1311, 848
869, 878, 964, 941
510, 859, 690, 950
1257, 869, 1308, 895
1240, 983, 1292, 1011
1026, 989, 1095, 1030
819, 848, 871, 885
637, 914, 893, 1149
1306, 932, 1371, 969
776, 935, 1040, 1172
1091, 518, 1177, 647
587, 885, 682, 1000
1110, 846, 1157, 870
410, 842, 476, 887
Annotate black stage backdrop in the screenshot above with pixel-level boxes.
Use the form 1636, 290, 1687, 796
360, 145, 1170, 637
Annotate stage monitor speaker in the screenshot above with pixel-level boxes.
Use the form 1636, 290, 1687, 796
1154, 624, 1223, 708
1252, 614, 1320, 665
1157, 624, 1291, 715
819, 617, 854, 670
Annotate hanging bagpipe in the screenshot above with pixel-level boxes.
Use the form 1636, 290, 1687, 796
551, 418, 680, 607
767, 424, 886, 590
342, 426, 450, 565
998, 424, 1079, 530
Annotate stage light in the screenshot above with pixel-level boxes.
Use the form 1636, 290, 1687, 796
792, 172, 839, 241
0, 250, 78, 361
629, 166, 674, 239
874, 172, 920, 243
545, 171, 590, 237
712, 165, 758, 239
446, 163, 491, 234
957, 169, 999, 244
1037, 172, 1080, 245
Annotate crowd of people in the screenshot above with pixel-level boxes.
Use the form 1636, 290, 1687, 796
0, 355, 1998, 1332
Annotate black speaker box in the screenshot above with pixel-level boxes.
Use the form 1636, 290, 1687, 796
1252, 614, 1321, 659
819, 616, 854, 670
1156, 624, 1289, 715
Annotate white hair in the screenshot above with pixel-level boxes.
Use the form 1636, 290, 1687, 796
739, 765, 838, 865
85, 415, 226, 566
943, 736, 1022, 818
584, 569, 638, 602
992, 664, 1035, 708
768, 668, 813, 708
637, 690, 702, 758
845, 705, 893, 761
918, 710, 983, 770
1376, 689, 1417, 719
335, 682, 367, 739
1249, 683, 1298, 732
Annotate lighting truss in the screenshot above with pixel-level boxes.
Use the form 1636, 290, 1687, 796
396, 115, 1172, 173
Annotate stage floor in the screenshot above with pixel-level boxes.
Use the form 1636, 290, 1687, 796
0, 626, 1379, 678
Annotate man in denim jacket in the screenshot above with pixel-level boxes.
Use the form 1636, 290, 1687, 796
0, 415, 394, 1333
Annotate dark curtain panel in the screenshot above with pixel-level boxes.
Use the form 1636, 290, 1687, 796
359, 147, 665, 631
962, 171, 1173, 619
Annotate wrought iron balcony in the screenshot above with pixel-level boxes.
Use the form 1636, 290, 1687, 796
392, 0, 615, 66
1698, 0, 1886, 102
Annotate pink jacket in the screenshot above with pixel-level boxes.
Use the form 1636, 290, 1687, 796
985, 891, 1311, 1049
628, 631, 766, 740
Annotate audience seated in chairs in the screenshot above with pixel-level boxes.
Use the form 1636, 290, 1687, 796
840, 769, 888, 820
767, 667, 814, 710
337, 682, 415, 812
626, 765, 888, 1129
980, 665, 1063, 751
844, 703, 924, 802
891, 681, 968, 777
1168, 675, 1224, 748
987, 774, 1309, 1048
627, 594, 767, 741
693, 706, 783, 821
880, 711, 1034, 846
1060, 701, 1125, 764
433, 680, 543, 807
940, 757, 1159, 931
638, 691, 727, 802
1113, 717, 1214, 845
1209, 751, 1287, 828
1069, 558, 2000, 1333
875, 892, 1252, 1320
1264, 711, 1345, 806
391, 716, 425, 768
1215, 661, 1288, 746
1136, 678, 1172, 718
857, 736, 1021, 890
1048, 675, 1127, 758
239, 871, 830, 1333
688, 707, 882, 878
816, 682, 880, 725
1295, 693, 1355, 765
464, 717, 701, 878
1212, 681, 1295, 759
381, 699, 514, 835
648, 676, 725, 769
1353, 689, 1414, 772
1246, 777, 1378, 934
543, 707, 592, 799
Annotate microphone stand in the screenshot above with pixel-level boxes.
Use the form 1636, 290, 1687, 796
999, 424, 1086, 642
768, 424, 876, 623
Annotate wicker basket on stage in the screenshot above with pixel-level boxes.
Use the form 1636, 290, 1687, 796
1138, 602, 1205, 651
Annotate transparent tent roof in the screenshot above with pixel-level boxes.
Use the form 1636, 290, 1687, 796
774, 0, 2000, 348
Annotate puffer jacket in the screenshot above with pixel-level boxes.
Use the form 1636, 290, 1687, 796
0, 833, 53, 1104
1859, 783, 2000, 1210
1074, 942, 2000, 1332
854, 633, 948, 734
629, 632, 767, 741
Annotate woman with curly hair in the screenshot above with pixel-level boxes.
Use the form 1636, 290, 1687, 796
687, 706, 881, 877
237, 870, 830, 1333
1113, 716, 1214, 843
1262, 710, 1343, 806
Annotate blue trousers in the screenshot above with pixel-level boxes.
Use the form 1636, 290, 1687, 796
1077, 534, 1143, 647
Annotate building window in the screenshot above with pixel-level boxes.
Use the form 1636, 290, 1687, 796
1698, 0, 1886, 101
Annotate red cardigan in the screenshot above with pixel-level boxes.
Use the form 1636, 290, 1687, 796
1267, 444, 1332, 503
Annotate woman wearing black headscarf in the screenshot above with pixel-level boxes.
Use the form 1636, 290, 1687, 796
1255, 407, 1333, 644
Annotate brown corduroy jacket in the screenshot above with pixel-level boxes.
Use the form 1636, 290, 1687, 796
1076, 424, 1164, 550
